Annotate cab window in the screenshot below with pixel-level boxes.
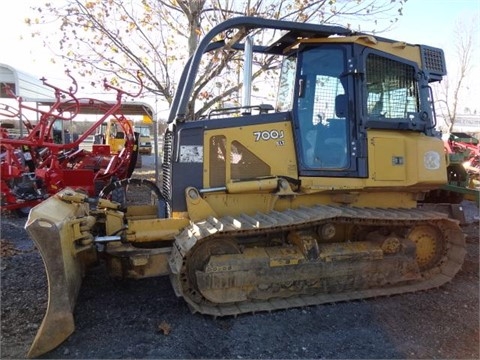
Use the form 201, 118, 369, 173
297, 47, 349, 170
366, 53, 419, 119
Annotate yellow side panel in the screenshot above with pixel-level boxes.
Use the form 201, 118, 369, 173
370, 137, 406, 181
204, 121, 298, 187
366, 130, 447, 188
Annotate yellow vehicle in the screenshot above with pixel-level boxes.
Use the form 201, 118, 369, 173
95, 117, 135, 154
94, 117, 141, 167
135, 124, 153, 155
25, 17, 465, 358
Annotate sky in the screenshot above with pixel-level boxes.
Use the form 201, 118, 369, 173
0, 0, 479, 116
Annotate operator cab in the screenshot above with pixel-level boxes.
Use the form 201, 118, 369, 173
277, 38, 445, 178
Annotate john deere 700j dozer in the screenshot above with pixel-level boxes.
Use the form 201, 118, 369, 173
25, 17, 465, 357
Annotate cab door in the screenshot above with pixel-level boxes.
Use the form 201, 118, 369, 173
293, 45, 364, 178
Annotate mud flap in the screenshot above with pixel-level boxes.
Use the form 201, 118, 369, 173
24, 191, 95, 358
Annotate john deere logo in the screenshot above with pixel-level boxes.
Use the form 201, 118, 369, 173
424, 151, 440, 170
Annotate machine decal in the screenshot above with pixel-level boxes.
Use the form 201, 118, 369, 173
424, 151, 441, 170
180, 145, 203, 163
253, 130, 285, 142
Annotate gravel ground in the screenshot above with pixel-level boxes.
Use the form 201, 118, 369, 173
1, 159, 479, 359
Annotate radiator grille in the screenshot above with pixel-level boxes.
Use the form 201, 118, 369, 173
161, 129, 173, 216
421, 46, 447, 79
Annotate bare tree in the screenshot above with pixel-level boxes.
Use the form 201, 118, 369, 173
436, 14, 479, 132
26, 0, 406, 118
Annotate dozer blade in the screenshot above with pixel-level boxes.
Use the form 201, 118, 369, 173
25, 190, 96, 358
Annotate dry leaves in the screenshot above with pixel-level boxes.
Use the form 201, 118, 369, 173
157, 320, 171, 335
0, 239, 20, 257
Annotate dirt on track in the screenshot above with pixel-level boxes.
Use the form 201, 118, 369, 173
1, 162, 479, 359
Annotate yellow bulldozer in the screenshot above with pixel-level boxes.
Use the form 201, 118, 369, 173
94, 117, 135, 154
24, 17, 465, 357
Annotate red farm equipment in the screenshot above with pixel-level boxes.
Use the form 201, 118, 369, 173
424, 132, 480, 204
0, 72, 142, 214
444, 132, 480, 202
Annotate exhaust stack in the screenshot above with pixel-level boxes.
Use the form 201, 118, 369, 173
242, 36, 253, 109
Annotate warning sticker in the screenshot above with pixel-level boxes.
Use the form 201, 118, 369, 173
179, 145, 203, 163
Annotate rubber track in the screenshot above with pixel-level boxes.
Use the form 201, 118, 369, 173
170, 205, 466, 316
